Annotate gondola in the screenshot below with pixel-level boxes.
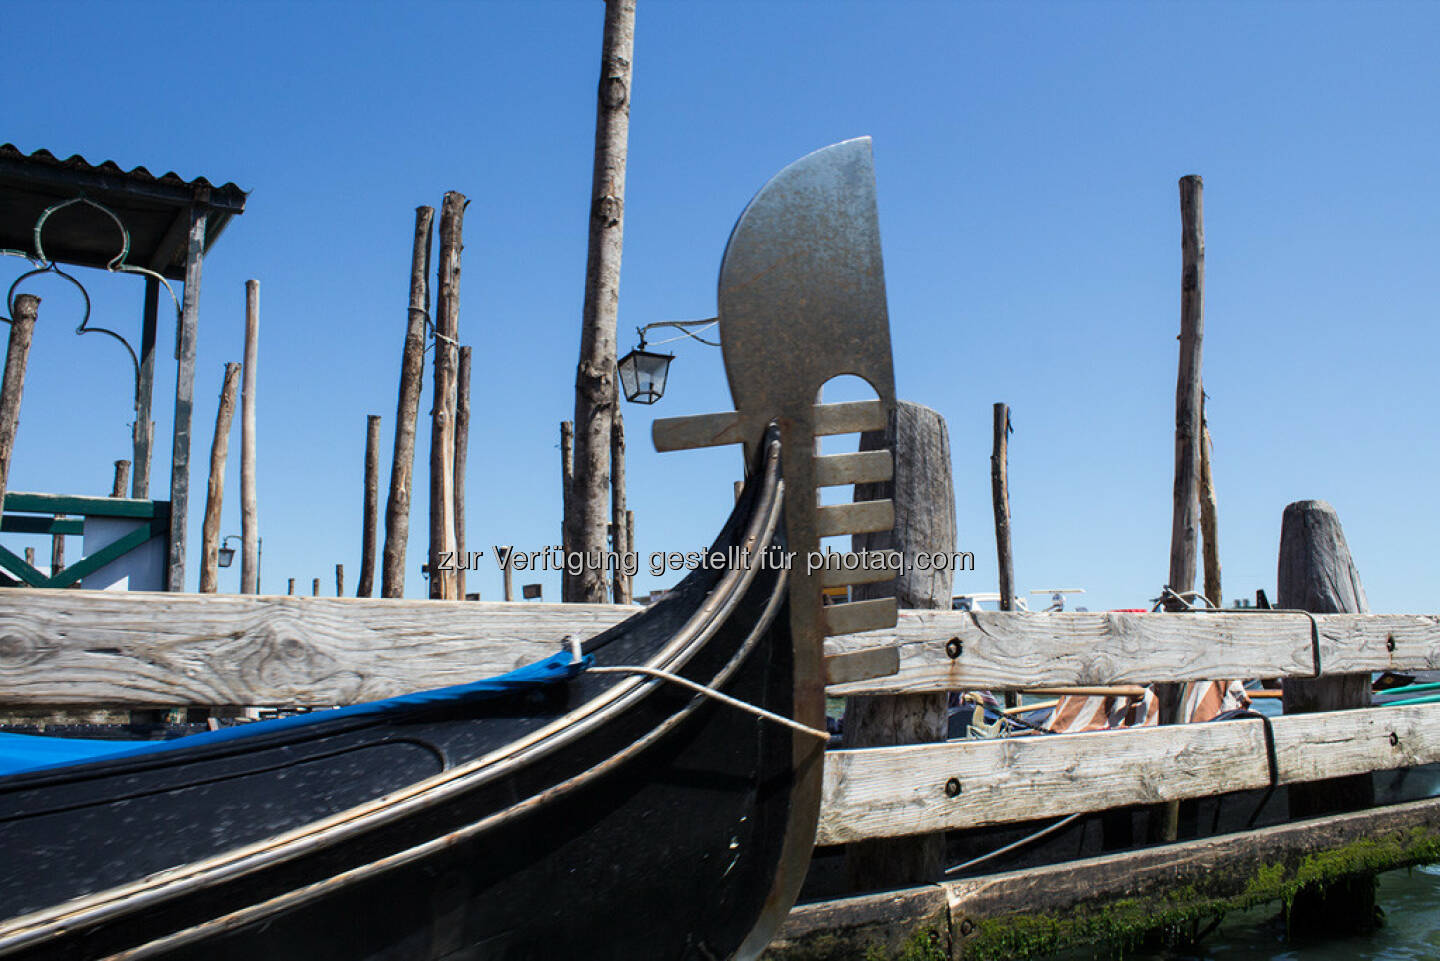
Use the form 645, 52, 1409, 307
0, 137, 901, 961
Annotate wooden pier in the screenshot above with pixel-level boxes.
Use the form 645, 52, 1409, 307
2, 589, 1438, 956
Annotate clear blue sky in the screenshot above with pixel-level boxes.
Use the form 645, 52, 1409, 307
4, 1, 1437, 611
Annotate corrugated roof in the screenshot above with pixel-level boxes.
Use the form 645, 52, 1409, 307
0, 143, 247, 280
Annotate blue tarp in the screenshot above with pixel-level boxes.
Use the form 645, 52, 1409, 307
0, 651, 589, 779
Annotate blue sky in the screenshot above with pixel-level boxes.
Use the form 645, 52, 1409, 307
3, 1, 1438, 611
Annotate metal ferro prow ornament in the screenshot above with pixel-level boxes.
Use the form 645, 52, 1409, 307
652, 136, 900, 958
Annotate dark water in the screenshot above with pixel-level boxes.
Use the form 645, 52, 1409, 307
1061, 865, 1440, 960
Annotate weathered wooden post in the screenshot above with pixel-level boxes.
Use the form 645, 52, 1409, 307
382, 205, 434, 599
454, 345, 472, 599
1152, 174, 1205, 843
358, 414, 381, 597
0, 294, 39, 516
560, 419, 575, 600
23, 547, 34, 569
1199, 399, 1220, 608
990, 402, 1016, 708
168, 202, 209, 592
50, 523, 64, 580
843, 401, 956, 889
287, 577, 295, 596
240, 280, 260, 594
199, 363, 241, 594
335, 564, 344, 597
611, 394, 630, 603
502, 555, 514, 602
566, 0, 636, 604
428, 192, 467, 601
312, 577, 320, 597
111, 460, 131, 498
132, 279, 157, 498
1279, 499, 1377, 934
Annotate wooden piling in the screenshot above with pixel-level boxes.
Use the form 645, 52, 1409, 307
560, 420, 575, 601
1199, 398, 1220, 608
287, 578, 295, 596
502, 554, 514, 602
843, 401, 957, 890
1279, 499, 1377, 934
50, 524, 64, 580
240, 280, 260, 595
23, 546, 34, 569
358, 414, 381, 597
428, 192, 467, 601
566, 0, 636, 604
111, 460, 131, 498
454, 345, 471, 600
1153, 174, 1207, 842
167, 204, 209, 593
990, 403, 1016, 709
611, 393, 630, 604
0, 293, 39, 516
199, 363, 241, 593
382, 205, 434, 599
335, 564, 344, 597
131, 278, 157, 498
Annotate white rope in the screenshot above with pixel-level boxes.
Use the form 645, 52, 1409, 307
586, 664, 829, 741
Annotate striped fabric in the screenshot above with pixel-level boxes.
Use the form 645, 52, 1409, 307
1044, 680, 1250, 734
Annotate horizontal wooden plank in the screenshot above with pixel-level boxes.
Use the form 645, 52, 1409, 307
3, 593, 1437, 707
825, 610, 1440, 694
817, 702, 1440, 843
0, 590, 633, 707
771, 796, 1440, 960
814, 450, 893, 487
2, 491, 160, 519
816, 500, 894, 537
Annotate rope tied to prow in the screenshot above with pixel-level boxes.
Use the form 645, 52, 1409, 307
562, 635, 828, 741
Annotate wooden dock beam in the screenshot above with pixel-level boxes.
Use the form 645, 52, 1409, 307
765, 796, 1440, 960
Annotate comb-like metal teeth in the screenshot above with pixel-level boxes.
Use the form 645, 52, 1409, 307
814, 450, 892, 488
816, 501, 894, 538
818, 552, 900, 588
823, 597, 898, 637
651, 400, 889, 453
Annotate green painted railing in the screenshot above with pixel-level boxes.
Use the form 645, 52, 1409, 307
0, 492, 170, 589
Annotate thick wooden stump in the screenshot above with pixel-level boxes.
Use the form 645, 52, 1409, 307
843, 401, 955, 891
1278, 499, 1378, 935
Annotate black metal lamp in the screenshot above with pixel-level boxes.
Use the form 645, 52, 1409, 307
617, 342, 674, 405
217, 535, 239, 568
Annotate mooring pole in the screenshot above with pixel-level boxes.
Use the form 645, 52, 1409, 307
454, 345, 472, 600
0, 294, 39, 518
358, 414, 381, 597
1199, 397, 1220, 608
990, 402, 1016, 709
132, 278, 158, 498
168, 202, 209, 593
611, 390, 630, 604
428, 192, 467, 600
382, 205, 434, 599
312, 577, 320, 597
287, 578, 295, 596
1279, 499, 1377, 934
566, 0, 636, 604
335, 563, 344, 597
240, 280, 260, 594
843, 401, 956, 889
1150, 174, 1206, 844
560, 419, 575, 601
112, 460, 131, 498
199, 363, 241, 594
